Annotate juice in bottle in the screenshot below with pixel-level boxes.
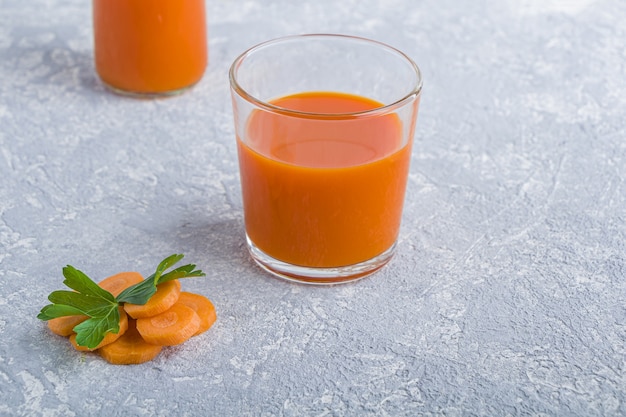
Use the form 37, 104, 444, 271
237, 91, 414, 269
93, 0, 207, 96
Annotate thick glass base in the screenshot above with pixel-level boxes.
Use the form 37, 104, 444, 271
101, 80, 197, 99
246, 235, 396, 285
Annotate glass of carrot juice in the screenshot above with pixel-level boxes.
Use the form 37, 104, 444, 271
229, 34, 422, 284
92, 0, 207, 97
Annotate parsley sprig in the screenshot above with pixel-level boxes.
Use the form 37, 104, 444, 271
38, 254, 205, 349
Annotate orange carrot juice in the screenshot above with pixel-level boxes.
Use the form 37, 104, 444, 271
93, 0, 207, 95
237, 91, 413, 268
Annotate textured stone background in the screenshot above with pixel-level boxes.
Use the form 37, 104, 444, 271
1, 0, 625, 416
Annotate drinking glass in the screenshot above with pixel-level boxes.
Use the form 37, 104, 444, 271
93, 0, 207, 97
229, 34, 422, 284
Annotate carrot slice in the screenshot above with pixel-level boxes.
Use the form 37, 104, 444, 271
136, 303, 200, 346
69, 308, 129, 351
124, 280, 181, 319
47, 315, 89, 337
98, 271, 144, 297
176, 292, 217, 335
98, 319, 162, 365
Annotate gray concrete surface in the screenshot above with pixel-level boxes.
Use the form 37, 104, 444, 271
1, 0, 625, 416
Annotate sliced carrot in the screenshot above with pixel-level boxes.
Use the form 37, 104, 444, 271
98, 271, 144, 297
136, 303, 200, 346
98, 319, 162, 365
176, 292, 217, 335
124, 279, 181, 319
69, 308, 129, 351
47, 314, 89, 337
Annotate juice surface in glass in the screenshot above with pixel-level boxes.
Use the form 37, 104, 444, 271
93, 0, 207, 95
237, 91, 412, 268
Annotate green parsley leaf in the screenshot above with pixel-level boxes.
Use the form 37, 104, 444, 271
38, 271, 118, 349
116, 254, 205, 305
153, 254, 185, 283
73, 307, 121, 348
37, 304, 85, 321
47, 290, 113, 316
62, 265, 115, 302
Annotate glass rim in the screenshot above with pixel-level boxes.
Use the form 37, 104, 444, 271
229, 34, 423, 119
